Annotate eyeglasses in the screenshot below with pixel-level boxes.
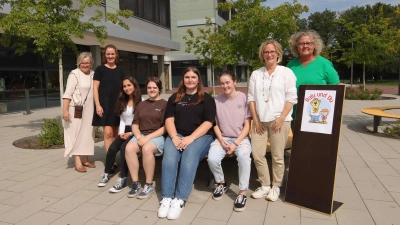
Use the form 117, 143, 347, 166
263, 51, 276, 55
80, 62, 91, 65
297, 42, 313, 47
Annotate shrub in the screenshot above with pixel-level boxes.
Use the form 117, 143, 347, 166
345, 85, 383, 100
38, 118, 64, 148
384, 119, 400, 135
95, 126, 103, 138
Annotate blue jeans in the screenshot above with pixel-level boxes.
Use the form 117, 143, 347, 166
161, 134, 214, 201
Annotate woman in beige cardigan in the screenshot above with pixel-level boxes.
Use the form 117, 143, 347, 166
62, 52, 96, 172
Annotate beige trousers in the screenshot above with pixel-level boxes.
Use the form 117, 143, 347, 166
251, 121, 290, 187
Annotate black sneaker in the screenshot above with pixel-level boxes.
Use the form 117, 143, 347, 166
127, 181, 141, 198
212, 182, 228, 200
98, 173, 109, 187
109, 177, 127, 193
137, 183, 155, 199
233, 194, 247, 212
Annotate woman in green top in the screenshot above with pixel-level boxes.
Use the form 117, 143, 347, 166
287, 30, 340, 127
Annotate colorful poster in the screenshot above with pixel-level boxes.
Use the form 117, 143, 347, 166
300, 90, 336, 134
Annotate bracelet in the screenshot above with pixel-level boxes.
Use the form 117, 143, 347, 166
232, 141, 239, 147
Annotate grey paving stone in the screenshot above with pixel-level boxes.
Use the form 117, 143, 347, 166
366, 161, 400, 177
0, 170, 22, 182
264, 201, 300, 225
0, 204, 14, 215
1, 184, 56, 206
228, 209, 265, 225
334, 187, 367, 210
386, 158, 400, 171
119, 209, 159, 225
374, 148, 400, 159
44, 189, 100, 214
197, 196, 233, 222
377, 175, 400, 192
334, 171, 356, 188
353, 180, 394, 201
7, 166, 54, 182
15, 211, 63, 225
0, 179, 19, 191
364, 199, 400, 225
94, 193, 146, 223
0, 196, 59, 224
347, 167, 380, 182
301, 217, 338, 225
340, 155, 368, 168
335, 208, 375, 225
49, 202, 107, 225
84, 219, 120, 225
43, 179, 93, 198
191, 217, 227, 225
358, 152, 387, 164
301, 208, 337, 221
0, 190, 17, 202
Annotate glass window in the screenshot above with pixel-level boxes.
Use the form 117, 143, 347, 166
120, 0, 170, 28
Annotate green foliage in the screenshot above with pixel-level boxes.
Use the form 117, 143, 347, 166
38, 118, 64, 148
0, 0, 132, 62
345, 85, 383, 100
384, 119, 400, 135
95, 126, 103, 138
183, 0, 308, 69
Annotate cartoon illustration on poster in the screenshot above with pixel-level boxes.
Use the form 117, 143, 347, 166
300, 90, 336, 134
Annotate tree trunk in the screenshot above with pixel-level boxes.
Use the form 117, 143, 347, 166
211, 64, 215, 97
58, 50, 64, 108
363, 61, 366, 91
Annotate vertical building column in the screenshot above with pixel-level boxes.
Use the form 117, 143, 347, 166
207, 64, 212, 87
241, 66, 246, 82
157, 55, 166, 94
90, 46, 102, 68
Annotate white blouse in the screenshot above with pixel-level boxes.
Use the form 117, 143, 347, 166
119, 106, 134, 134
247, 65, 298, 122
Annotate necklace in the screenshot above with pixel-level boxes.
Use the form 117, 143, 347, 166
186, 94, 194, 101
262, 68, 275, 102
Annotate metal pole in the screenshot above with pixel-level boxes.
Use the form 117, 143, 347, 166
23, 89, 31, 115
351, 42, 354, 87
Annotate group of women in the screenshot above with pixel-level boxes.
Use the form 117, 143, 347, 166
62, 30, 339, 220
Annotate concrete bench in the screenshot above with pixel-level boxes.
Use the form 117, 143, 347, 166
361, 106, 400, 133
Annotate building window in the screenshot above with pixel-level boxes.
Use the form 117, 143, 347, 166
217, 0, 229, 21
119, 0, 170, 29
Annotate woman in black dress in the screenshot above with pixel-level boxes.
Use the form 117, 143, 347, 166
92, 45, 125, 154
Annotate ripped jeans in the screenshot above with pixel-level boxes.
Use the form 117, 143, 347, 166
207, 137, 252, 190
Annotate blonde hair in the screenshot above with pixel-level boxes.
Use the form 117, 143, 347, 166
289, 30, 323, 57
258, 40, 283, 64
76, 52, 94, 67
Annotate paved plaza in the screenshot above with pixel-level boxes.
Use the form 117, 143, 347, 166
0, 93, 400, 225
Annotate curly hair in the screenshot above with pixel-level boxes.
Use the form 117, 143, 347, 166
76, 52, 94, 67
114, 76, 142, 116
289, 30, 324, 57
258, 40, 283, 64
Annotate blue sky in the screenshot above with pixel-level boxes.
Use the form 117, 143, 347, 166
261, 0, 400, 17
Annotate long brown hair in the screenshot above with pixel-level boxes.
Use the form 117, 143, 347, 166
115, 76, 142, 116
174, 66, 204, 104
101, 44, 119, 64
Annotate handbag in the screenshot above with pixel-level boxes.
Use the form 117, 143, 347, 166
73, 73, 92, 119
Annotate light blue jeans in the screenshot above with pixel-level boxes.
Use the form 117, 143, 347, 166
161, 134, 214, 201
207, 137, 252, 190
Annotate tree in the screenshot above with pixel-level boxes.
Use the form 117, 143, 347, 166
184, 0, 308, 79
0, 0, 132, 107
307, 9, 338, 60
337, 7, 398, 90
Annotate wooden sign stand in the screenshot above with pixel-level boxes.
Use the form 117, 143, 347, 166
285, 85, 345, 215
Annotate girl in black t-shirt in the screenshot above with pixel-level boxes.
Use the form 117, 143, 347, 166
157, 67, 216, 220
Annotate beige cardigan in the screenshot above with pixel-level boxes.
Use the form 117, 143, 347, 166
62, 68, 94, 106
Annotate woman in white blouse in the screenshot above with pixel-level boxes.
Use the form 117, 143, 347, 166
248, 40, 297, 202
98, 77, 142, 192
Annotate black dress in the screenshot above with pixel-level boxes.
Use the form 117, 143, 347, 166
92, 64, 125, 126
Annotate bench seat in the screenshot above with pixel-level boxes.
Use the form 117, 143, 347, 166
361, 106, 400, 133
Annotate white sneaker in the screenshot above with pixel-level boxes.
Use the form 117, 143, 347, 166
158, 198, 172, 218
167, 198, 185, 220
266, 186, 280, 202
251, 186, 271, 199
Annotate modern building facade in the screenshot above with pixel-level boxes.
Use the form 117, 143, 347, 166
166, 0, 249, 88
0, 0, 179, 113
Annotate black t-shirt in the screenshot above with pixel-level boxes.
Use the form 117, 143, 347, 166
164, 92, 216, 137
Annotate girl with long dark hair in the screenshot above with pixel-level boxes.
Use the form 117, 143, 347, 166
98, 76, 142, 193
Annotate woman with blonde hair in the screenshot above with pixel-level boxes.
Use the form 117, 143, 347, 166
63, 52, 95, 172
248, 40, 297, 202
